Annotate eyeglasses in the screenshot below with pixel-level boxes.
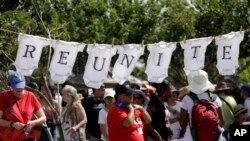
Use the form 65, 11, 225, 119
133, 96, 143, 100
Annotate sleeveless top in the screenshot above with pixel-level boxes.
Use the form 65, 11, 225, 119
61, 106, 86, 141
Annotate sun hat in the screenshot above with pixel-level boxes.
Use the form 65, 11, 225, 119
187, 70, 214, 95
8, 70, 26, 89
115, 84, 133, 95
215, 81, 231, 94
233, 104, 248, 117
104, 88, 115, 98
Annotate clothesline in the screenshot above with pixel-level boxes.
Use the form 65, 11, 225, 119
0, 27, 249, 45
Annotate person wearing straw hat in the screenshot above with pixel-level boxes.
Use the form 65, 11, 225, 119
180, 70, 224, 141
229, 104, 248, 140
215, 81, 237, 141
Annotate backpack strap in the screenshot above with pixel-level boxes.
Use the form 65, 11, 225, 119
219, 96, 234, 113
188, 92, 199, 104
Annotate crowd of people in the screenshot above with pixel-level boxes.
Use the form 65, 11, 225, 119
0, 70, 250, 141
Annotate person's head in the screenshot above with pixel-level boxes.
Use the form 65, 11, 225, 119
169, 87, 179, 102
132, 89, 146, 106
39, 84, 53, 98
103, 88, 115, 107
187, 70, 214, 95
215, 81, 231, 95
115, 84, 133, 105
240, 84, 250, 99
8, 70, 26, 97
92, 84, 105, 98
233, 104, 248, 124
62, 85, 83, 105
224, 75, 240, 90
151, 80, 172, 100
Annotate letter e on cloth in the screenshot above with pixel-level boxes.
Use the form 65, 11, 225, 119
49, 40, 85, 84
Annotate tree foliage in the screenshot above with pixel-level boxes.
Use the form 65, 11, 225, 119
0, 0, 249, 87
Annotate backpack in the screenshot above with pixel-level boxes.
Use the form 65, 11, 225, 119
189, 92, 221, 141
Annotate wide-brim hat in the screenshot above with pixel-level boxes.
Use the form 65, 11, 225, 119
187, 70, 214, 95
234, 104, 248, 117
215, 81, 231, 93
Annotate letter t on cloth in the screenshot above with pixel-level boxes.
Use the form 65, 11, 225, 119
49, 40, 85, 84
14, 33, 50, 76
112, 44, 144, 84
180, 37, 214, 75
145, 41, 176, 83
83, 44, 117, 89
215, 31, 244, 75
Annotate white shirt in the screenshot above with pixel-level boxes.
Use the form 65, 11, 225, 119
145, 41, 176, 83
83, 44, 117, 88
112, 44, 144, 84
180, 37, 214, 75
98, 108, 108, 141
215, 31, 244, 75
14, 33, 50, 76
49, 40, 85, 84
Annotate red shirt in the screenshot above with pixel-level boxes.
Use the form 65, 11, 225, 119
0, 90, 41, 141
107, 105, 144, 141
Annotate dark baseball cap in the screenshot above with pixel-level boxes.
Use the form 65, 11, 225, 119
115, 84, 133, 95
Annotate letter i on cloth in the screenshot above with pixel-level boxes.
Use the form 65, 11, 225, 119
145, 41, 176, 83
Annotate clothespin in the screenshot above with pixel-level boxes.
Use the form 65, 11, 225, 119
93, 40, 96, 47
240, 26, 243, 33
141, 40, 144, 48
112, 38, 114, 48
183, 35, 187, 43
122, 38, 125, 47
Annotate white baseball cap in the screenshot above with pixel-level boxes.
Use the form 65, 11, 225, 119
104, 88, 115, 98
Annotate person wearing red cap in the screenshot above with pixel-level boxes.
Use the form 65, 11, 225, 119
0, 70, 46, 141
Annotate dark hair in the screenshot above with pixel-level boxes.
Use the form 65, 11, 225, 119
151, 80, 170, 96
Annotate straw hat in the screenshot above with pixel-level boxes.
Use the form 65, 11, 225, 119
233, 104, 248, 117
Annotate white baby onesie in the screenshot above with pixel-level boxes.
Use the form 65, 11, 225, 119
14, 33, 50, 76
215, 31, 244, 75
145, 41, 176, 83
180, 37, 214, 75
112, 44, 144, 84
49, 40, 85, 84
83, 44, 117, 89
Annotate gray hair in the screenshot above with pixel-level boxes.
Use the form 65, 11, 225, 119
62, 85, 83, 105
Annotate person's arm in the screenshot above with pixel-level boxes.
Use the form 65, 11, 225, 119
122, 104, 135, 127
217, 107, 224, 127
99, 124, 109, 141
24, 108, 46, 132
146, 106, 162, 141
133, 104, 151, 124
179, 108, 189, 137
0, 110, 26, 130
0, 110, 11, 127
71, 103, 88, 131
